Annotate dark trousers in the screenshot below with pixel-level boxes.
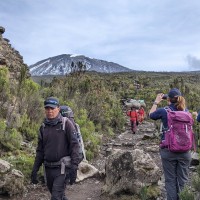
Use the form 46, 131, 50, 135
45, 166, 68, 200
130, 120, 137, 133
160, 148, 191, 200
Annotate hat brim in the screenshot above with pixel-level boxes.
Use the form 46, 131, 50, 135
44, 104, 58, 108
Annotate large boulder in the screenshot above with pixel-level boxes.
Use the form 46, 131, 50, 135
104, 149, 161, 195
0, 159, 24, 196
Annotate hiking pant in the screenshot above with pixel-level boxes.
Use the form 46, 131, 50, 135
130, 120, 137, 133
160, 148, 191, 200
45, 166, 68, 200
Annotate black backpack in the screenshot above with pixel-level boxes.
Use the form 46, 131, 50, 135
60, 105, 86, 163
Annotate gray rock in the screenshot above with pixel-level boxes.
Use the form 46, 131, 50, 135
142, 133, 156, 140
0, 159, 25, 196
0, 159, 11, 174
76, 161, 99, 182
104, 149, 161, 195
191, 152, 199, 166
3, 38, 10, 43
0, 26, 5, 34
0, 54, 6, 65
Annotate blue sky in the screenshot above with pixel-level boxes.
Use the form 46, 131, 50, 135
1, 0, 200, 71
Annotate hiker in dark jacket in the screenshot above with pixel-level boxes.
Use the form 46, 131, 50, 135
31, 97, 79, 200
149, 88, 191, 200
193, 111, 200, 122
197, 113, 200, 122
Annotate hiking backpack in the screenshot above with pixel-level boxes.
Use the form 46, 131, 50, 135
60, 105, 74, 118
160, 108, 196, 152
60, 106, 86, 163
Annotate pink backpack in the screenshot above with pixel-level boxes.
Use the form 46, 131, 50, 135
160, 109, 196, 152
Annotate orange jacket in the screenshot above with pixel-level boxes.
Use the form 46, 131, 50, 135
138, 108, 145, 116
127, 110, 138, 122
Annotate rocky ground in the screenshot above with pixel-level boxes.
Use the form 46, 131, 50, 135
0, 119, 198, 200
0, 120, 164, 200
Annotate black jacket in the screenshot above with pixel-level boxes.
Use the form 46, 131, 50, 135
32, 115, 79, 173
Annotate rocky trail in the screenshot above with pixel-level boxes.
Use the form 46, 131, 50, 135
1, 117, 198, 200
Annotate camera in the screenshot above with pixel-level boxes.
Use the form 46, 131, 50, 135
162, 94, 168, 99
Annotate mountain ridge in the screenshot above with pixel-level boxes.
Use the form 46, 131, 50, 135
29, 54, 133, 76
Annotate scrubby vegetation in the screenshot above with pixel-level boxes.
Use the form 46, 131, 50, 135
1, 64, 200, 184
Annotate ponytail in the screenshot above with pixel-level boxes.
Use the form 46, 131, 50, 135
175, 96, 186, 111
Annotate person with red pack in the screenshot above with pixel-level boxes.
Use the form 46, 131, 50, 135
127, 107, 138, 134
137, 106, 145, 124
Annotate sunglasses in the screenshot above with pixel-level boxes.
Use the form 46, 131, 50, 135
45, 107, 56, 110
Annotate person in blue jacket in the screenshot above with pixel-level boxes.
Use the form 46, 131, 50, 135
193, 110, 200, 122
197, 113, 200, 122
149, 88, 191, 200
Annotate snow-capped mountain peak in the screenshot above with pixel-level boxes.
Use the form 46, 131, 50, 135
29, 54, 132, 76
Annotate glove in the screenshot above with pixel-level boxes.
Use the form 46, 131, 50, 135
31, 171, 39, 184
69, 166, 77, 185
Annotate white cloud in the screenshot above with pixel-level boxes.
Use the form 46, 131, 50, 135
1, 0, 200, 71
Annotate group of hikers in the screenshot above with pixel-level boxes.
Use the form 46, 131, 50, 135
126, 105, 146, 134
31, 88, 200, 200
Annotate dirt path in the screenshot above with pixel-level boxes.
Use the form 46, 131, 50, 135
0, 121, 164, 200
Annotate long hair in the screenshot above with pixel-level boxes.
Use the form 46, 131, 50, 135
170, 96, 186, 111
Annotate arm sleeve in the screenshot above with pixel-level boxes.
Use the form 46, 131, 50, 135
65, 120, 80, 167
149, 108, 164, 120
197, 112, 200, 122
32, 128, 44, 173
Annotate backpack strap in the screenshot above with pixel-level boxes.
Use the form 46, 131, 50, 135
164, 106, 173, 112
62, 117, 68, 131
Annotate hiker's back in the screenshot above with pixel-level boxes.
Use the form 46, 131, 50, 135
149, 89, 193, 200
127, 110, 137, 121
162, 109, 195, 152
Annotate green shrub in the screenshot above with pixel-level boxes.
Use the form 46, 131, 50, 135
179, 186, 195, 200
192, 175, 200, 192
139, 185, 148, 200
0, 119, 6, 133
85, 149, 94, 161
75, 109, 101, 160
139, 185, 160, 200
0, 126, 23, 151
19, 114, 39, 141
146, 185, 161, 199
5, 153, 43, 182
196, 165, 200, 177
0, 67, 11, 118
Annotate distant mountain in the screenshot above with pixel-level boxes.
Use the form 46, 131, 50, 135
29, 54, 133, 76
